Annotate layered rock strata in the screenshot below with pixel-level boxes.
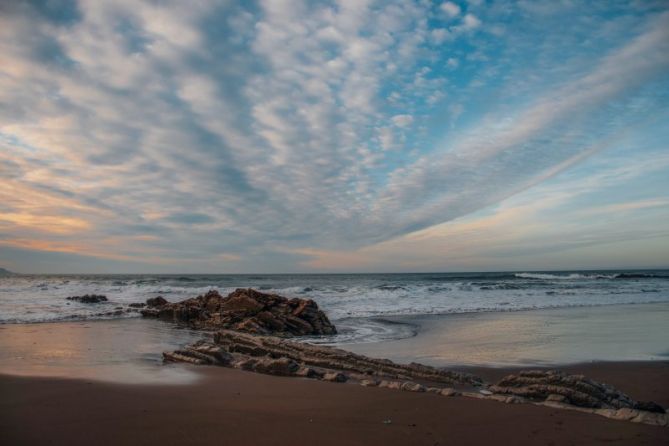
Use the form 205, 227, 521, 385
490, 369, 665, 413
164, 329, 481, 387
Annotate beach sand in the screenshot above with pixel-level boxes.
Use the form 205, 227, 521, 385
1, 305, 668, 445
2, 363, 668, 446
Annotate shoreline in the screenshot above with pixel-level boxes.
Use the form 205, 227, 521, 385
1, 302, 668, 383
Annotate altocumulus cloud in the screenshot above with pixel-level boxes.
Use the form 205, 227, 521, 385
0, 0, 668, 273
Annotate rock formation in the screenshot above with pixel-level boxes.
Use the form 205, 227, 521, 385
163, 329, 481, 387
490, 370, 665, 413
66, 294, 108, 303
141, 288, 336, 336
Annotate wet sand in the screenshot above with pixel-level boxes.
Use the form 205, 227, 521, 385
345, 302, 669, 367
0, 318, 205, 384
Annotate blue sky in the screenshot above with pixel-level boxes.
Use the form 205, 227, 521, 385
1, 0, 668, 273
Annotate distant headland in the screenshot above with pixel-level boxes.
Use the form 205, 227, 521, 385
0, 267, 15, 276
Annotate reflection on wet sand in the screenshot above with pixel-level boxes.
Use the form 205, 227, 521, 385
344, 302, 669, 367
0, 319, 205, 384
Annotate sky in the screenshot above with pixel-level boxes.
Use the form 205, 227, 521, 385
1, 0, 668, 274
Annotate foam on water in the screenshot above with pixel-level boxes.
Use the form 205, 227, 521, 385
1, 271, 668, 344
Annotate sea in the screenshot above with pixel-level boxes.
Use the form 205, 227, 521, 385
1, 270, 668, 345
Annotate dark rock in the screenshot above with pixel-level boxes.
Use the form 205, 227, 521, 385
146, 296, 168, 307
142, 288, 336, 337
296, 366, 324, 379
129, 303, 146, 308
490, 370, 665, 412
253, 357, 300, 376
66, 294, 108, 304
634, 401, 666, 414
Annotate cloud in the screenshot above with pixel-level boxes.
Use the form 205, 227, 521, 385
368, 11, 669, 242
391, 114, 414, 128
462, 13, 481, 29
431, 28, 450, 44
440, 2, 461, 18
1, 1, 668, 272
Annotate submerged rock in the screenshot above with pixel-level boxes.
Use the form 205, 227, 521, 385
490, 370, 665, 413
141, 288, 336, 336
66, 294, 108, 304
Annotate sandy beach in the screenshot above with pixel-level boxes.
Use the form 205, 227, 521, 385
1, 303, 668, 445
2, 363, 668, 446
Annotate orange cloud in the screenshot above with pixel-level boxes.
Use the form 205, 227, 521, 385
0, 213, 90, 234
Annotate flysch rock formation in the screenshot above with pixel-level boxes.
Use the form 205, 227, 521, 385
490, 370, 665, 412
141, 288, 336, 336
164, 329, 481, 387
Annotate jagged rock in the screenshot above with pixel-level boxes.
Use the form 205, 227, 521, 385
188, 341, 234, 365
634, 400, 666, 413
141, 289, 336, 337
490, 370, 665, 413
66, 294, 107, 303
129, 302, 146, 308
215, 330, 480, 386
146, 296, 168, 307
253, 357, 300, 376
160, 330, 480, 390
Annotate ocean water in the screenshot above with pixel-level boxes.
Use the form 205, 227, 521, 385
1, 271, 668, 345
